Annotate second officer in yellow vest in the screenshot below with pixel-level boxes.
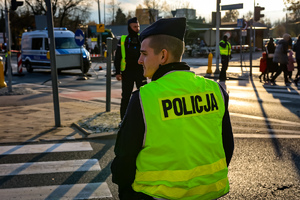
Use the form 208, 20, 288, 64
219, 35, 232, 81
114, 17, 147, 120
111, 18, 234, 200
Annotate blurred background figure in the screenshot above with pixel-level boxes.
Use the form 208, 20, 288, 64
293, 35, 300, 86
265, 37, 277, 81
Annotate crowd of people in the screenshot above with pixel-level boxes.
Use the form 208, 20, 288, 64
259, 34, 300, 86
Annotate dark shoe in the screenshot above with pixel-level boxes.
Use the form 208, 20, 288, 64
294, 79, 299, 86
270, 79, 276, 85
259, 75, 262, 82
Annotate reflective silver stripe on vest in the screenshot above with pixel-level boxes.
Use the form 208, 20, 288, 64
218, 83, 225, 103
139, 92, 147, 147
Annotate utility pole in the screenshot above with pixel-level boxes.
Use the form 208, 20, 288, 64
5, 0, 12, 92
45, 0, 61, 127
104, 0, 106, 25
215, 0, 221, 74
98, 0, 101, 24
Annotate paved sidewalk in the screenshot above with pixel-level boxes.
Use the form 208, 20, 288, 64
0, 84, 121, 144
0, 65, 289, 144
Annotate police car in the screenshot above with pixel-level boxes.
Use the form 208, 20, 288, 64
21, 28, 91, 73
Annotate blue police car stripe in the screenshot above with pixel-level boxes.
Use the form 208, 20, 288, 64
56, 49, 69, 54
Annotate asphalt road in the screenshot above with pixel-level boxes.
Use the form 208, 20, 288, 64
1, 52, 300, 199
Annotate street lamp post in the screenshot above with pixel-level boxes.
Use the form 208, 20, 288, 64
98, 0, 101, 24
4, 0, 12, 92
215, 0, 221, 74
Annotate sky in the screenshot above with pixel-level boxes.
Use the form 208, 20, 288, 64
90, 0, 289, 25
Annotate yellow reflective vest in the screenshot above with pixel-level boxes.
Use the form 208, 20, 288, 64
219, 40, 231, 56
133, 70, 230, 200
120, 35, 127, 71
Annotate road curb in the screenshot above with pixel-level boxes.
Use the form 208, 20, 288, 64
71, 122, 118, 139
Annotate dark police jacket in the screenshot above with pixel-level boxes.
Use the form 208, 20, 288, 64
111, 62, 234, 199
114, 33, 142, 75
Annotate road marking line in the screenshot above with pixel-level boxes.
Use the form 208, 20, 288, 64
232, 120, 300, 127
234, 134, 300, 139
0, 142, 92, 155
228, 86, 300, 94
233, 127, 300, 134
0, 182, 112, 199
229, 97, 290, 103
0, 159, 100, 176
230, 113, 299, 125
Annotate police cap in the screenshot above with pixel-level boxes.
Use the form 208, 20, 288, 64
139, 17, 186, 42
128, 17, 138, 25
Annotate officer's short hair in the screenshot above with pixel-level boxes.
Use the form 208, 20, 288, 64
147, 34, 184, 60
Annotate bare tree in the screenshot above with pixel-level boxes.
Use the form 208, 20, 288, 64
22, 0, 91, 28
284, 0, 300, 21
108, 0, 120, 25
221, 10, 239, 23
57, 0, 91, 27
244, 11, 253, 21
143, 0, 169, 23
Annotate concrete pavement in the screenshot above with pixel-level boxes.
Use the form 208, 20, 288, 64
0, 63, 294, 144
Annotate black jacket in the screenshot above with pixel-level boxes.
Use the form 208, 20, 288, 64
114, 33, 142, 75
293, 40, 300, 60
111, 62, 234, 199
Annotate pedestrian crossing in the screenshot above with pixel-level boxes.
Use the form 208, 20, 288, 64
224, 80, 300, 103
230, 112, 300, 139
0, 141, 113, 200
223, 81, 300, 139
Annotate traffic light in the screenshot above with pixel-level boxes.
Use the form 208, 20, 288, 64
254, 6, 265, 21
11, 0, 23, 11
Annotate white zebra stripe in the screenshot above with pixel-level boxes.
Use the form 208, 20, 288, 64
234, 134, 300, 139
0, 182, 112, 199
0, 159, 100, 176
0, 142, 92, 155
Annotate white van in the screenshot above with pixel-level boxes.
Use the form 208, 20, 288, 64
21, 28, 91, 73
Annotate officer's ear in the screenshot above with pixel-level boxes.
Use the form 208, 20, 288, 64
160, 49, 168, 64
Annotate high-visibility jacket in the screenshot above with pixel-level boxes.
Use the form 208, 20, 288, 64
219, 40, 231, 56
120, 35, 127, 71
133, 71, 229, 200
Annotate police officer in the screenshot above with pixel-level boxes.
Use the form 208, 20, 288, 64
111, 18, 234, 200
219, 35, 232, 81
114, 17, 147, 120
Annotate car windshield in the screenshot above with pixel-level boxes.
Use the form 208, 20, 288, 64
55, 37, 79, 49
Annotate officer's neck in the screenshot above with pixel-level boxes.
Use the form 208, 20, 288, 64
151, 62, 190, 81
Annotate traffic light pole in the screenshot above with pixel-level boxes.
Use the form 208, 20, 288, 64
5, 0, 12, 92
45, 0, 61, 127
250, 21, 253, 77
214, 0, 221, 74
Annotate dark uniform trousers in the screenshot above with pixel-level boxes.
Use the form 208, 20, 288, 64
271, 63, 289, 83
219, 55, 229, 81
121, 70, 147, 119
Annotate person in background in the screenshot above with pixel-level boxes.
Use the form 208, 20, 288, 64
259, 52, 267, 82
287, 49, 295, 80
265, 37, 277, 81
114, 17, 147, 120
219, 35, 231, 81
270, 33, 291, 86
293, 35, 300, 86
111, 17, 234, 200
